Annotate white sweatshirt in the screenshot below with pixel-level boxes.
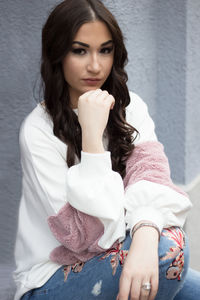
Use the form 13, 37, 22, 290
13, 92, 192, 300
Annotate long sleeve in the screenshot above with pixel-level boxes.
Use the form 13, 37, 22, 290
20, 108, 125, 254
19, 95, 192, 267
123, 92, 193, 236
65, 151, 126, 249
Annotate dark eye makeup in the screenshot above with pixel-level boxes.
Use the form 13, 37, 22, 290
100, 46, 114, 54
71, 48, 86, 55
71, 46, 114, 55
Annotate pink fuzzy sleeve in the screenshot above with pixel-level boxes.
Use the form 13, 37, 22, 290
123, 141, 188, 198
48, 141, 189, 266
47, 203, 118, 265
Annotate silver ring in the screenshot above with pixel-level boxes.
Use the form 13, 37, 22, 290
142, 282, 151, 291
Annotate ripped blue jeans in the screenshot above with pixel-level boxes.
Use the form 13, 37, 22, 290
21, 227, 200, 300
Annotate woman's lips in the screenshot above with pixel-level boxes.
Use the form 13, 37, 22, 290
82, 78, 101, 86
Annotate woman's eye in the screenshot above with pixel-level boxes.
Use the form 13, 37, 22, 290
100, 47, 113, 54
71, 48, 86, 55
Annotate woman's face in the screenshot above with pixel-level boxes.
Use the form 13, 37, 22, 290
62, 20, 114, 108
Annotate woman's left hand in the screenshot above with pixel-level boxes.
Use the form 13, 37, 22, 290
116, 226, 159, 300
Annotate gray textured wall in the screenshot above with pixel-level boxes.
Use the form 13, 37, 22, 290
0, 0, 200, 278
185, 0, 200, 183
156, 0, 187, 183
104, 0, 158, 117
0, 0, 60, 266
156, 0, 200, 184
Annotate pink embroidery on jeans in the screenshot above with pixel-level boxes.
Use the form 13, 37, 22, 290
119, 250, 129, 265
71, 261, 85, 273
160, 227, 185, 281
63, 265, 71, 282
99, 242, 128, 275
63, 261, 85, 282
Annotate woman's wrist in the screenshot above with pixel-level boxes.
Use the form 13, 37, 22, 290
129, 226, 159, 254
132, 220, 160, 236
132, 225, 160, 241
82, 135, 105, 153
131, 221, 160, 243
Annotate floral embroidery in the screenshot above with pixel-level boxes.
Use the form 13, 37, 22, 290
62, 227, 185, 284
99, 242, 128, 275
63, 265, 71, 282
160, 227, 185, 281
72, 261, 85, 273
63, 261, 85, 282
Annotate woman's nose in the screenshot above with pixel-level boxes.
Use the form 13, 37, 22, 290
87, 53, 101, 73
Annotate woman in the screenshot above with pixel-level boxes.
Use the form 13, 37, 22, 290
13, 0, 200, 299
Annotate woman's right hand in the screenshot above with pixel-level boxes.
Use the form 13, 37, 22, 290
117, 225, 159, 300
78, 89, 115, 153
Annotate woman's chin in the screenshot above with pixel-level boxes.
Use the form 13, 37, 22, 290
83, 86, 101, 93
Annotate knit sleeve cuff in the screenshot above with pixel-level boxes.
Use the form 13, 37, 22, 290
79, 151, 112, 177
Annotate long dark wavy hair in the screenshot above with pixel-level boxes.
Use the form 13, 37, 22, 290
40, 0, 138, 178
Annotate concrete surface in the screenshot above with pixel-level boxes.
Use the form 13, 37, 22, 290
186, 180, 200, 272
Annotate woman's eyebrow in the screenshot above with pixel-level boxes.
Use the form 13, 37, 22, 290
72, 40, 113, 48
